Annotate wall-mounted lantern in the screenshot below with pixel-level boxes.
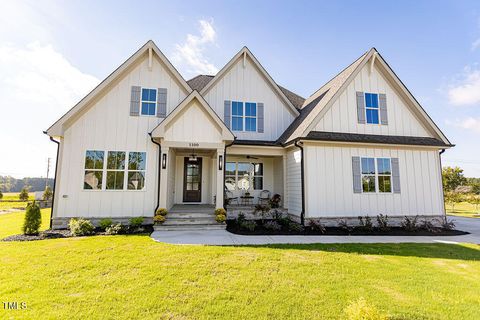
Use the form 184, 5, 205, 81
218, 155, 223, 170
162, 153, 167, 169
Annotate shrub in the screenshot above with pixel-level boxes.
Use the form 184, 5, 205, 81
376, 214, 389, 232
154, 215, 166, 224
308, 219, 326, 234
277, 216, 292, 227
215, 208, 227, 216
215, 214, 226, 223
69, 218, 95, 236
358, 216, 373, 232
155, 208, 168, 216
439, 218, 455, 230
240, 220, 256, 231
344, 297, 387, 320
42, 186, 53, 201
105, 224, 125, 235
263, 220, 281, 231
0, 190, 3, 200
400, 216, 418, 232
99, 218, 113, 231
338, 219, 352, 232
129, 217, 144, 229
270, 209, 284, 220
22, 201, 41, 235
269, 194, 281, 208
236, 212, 246, 225
420, 218, 438, 233
288, 222, 305, 233
19, 187, 29, 201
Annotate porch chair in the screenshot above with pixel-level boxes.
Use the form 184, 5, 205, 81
257, 190, 271, 205
225, 190, 239, 206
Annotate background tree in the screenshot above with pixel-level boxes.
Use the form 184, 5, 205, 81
442, 166, 467, 192
468, 194, 480, 213
19, 187, 30, 201
0, 190, 3, 200
444, 191, 463, 213
466, 177, 480, 194
42, 186, 53, 201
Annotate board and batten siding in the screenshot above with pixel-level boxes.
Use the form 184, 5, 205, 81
55, 54, 188, 218
286, 148, 302, 216
314, 63, 431, 137
203, 55, 296, 141
303, 144, 443, 218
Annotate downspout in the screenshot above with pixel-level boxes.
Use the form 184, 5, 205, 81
223, 138, 236, 210
294, 140, 305, 226
439, 148, 446, 222
44, 132, 60, 229
149, 133, 161, 215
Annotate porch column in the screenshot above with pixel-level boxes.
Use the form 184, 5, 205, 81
215, 148, 224, 209
159, 146, 169, 209
283, 154, 287, 209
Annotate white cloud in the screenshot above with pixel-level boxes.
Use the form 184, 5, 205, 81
172, 19, 219, 76
446, 117, 480, 133
472, 38, 480, 51
447, 65, 480, 106
0, 43, 99, 178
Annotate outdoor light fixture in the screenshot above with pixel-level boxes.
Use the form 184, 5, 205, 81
219, 155, 223, 170
162, 153, 167, 169
189, 149, 197, 162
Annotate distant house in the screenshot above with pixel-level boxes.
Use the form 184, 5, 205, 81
45, 41, 452, 229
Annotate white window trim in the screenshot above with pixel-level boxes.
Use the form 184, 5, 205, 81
140, 87, 157, 117
83, 150, 147, 192
360, 157, 393, 194
364, 92, 382, 126
231, 101, 258, 132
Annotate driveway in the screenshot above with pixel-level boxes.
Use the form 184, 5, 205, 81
151, 216, 480, 245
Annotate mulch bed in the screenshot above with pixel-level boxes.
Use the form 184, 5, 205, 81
226, 221, 468, 236
2, 225, 154, 242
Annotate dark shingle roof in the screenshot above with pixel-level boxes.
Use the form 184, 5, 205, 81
186, 75, 305, 109
302, 131, 453, 147
276, 91, 329, 144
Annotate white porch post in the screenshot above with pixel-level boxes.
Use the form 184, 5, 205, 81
159, 146, 169, 209
283, 154, 288, 209
215, 148, 224, 209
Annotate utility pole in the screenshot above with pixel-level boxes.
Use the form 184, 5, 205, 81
46, 158, 51, 189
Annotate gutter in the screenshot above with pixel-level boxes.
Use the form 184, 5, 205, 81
294, 140, 305, 226
43, 132, 60, 229
223, 138, 236, 210
149, 133, 161, 215
439, 148, 447, 221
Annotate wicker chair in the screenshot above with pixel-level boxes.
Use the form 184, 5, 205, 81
225, 190, 239, 206
257, 190, 271, 205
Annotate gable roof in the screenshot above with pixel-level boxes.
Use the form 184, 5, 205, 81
46, 40, 192, 137
284, 48, 451, 146
187, 74, 305, 109
199, 47, 300, 116
151, 90, 235, 141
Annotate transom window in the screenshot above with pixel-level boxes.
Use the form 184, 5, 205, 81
83, 150, 146, 191
231, 101, 257, 132
365, 93, 379, 124
224, 162, 263, 191
361, 157, 392, 193
141, 88, 157, 116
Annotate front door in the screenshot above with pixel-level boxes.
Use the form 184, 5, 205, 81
183, 157, 202, 202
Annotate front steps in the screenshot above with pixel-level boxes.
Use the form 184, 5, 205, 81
154, 204, 226, 231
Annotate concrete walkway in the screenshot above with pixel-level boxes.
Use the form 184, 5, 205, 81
150, 216, 480, 245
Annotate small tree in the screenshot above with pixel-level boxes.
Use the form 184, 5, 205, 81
444, 191, 463, 213
42, 186, 53, 201
19, 187, 29, 201
0, 190, 3, 200
468, 194, 480, 213
23, 201, 42, 235
442, 166, 467, 192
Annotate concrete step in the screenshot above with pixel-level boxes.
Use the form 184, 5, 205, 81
168, 212, 215, 219
154, 224, 226, 231
163, 217, 217, 225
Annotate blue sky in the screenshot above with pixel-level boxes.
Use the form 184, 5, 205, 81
1, 0, 480, 177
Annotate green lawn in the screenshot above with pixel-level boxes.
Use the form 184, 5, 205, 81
0, 192, 35, 211
446, 201, 480, 218
0, 210, 479, 319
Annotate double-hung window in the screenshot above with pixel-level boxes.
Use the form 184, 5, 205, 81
365, 93, 379, 124
127, 152, 146, 190
106, 151, 125, 190
252, 163, 263, 190
231, 101, 257, 132
141, 88, 157, 116
84, 151, 104, 190
361, 157, 392, 193
225, 162, 236, 191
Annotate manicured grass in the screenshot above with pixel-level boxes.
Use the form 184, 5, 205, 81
0, 210, 479, 319
0, 209, 51, 238
446, 201, 480, 218
0, 192, 35, 211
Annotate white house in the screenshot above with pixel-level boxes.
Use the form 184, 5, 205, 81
45, 41, 452, 229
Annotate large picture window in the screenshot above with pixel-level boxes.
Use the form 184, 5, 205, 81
83, 150, 146, 191
361, 157, 392, 193
224, 161, 264, 191
84, 150, 104, 190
